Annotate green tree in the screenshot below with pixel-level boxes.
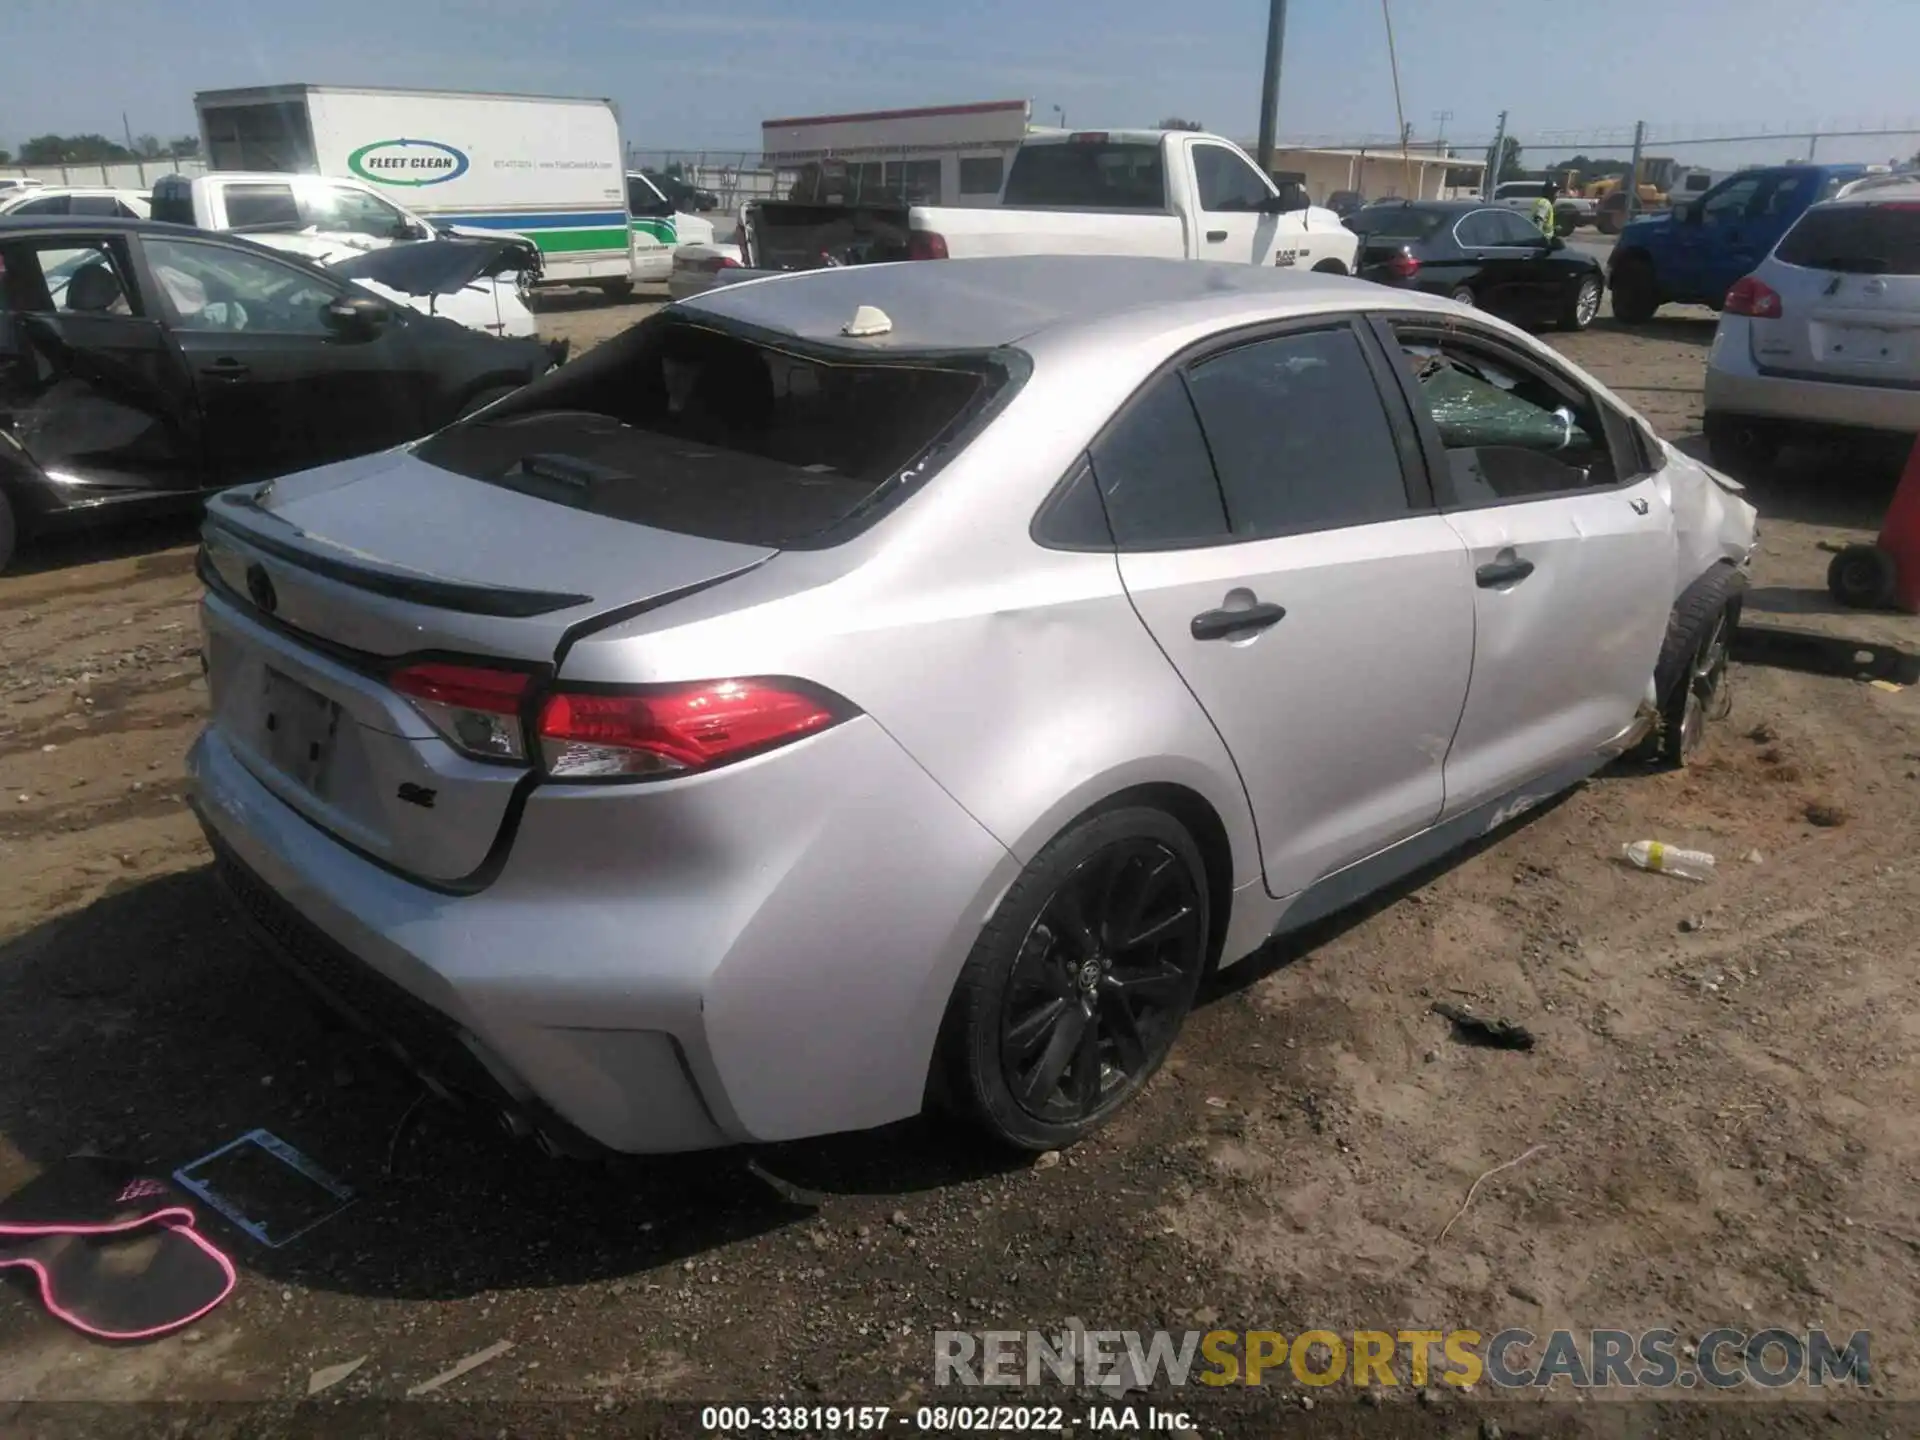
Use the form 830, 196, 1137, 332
18, 133, 134, 164
168, 134, 199, 159
0, 147, 12, 165
1157, 117, 1205, 132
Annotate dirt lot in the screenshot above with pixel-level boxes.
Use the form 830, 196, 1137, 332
3, 285, 1919, 1435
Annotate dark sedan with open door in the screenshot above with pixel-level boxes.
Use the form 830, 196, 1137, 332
1346, 200, 1606, 332
0, 216, 556, 572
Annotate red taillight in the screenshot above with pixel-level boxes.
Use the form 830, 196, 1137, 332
908, 230, 949, 261
704, 254, 740, 272
535, 679, 852, 780
1725, 275, 1783, 319
390, 662, 533, 763
1067, 132, 1110, 145
1387, 250, 1421, 280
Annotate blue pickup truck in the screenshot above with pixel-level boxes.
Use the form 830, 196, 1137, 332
1607, 164, 1868, 323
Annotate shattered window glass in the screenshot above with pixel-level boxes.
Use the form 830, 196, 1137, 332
1397, 338, 1620, 501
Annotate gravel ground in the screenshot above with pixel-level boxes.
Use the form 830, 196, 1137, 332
2, 279, 1918, 1438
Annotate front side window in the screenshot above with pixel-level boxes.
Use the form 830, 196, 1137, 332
1490, 210, 1550, 245
1086, 373, 1228, 548
1193, 143, 1272, 213
223, 183, 301, 228
302, 184, 412, 239
1700, 177, 1763, 226
1184, 327, 1411, 538
1392, 328, 1624, 501
141, 236, 338, 334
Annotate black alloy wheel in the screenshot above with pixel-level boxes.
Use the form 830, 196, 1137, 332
938, 807, 1210, 1151
1000, 838, 1203, 1126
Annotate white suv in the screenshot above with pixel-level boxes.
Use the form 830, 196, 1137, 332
1703, 179, 1920, 469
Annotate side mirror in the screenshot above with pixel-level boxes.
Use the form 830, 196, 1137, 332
1680, 201, 1702, 224
1548, 235, 1567, 251
322, 293, 391, 339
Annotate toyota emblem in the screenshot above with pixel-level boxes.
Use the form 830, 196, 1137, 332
245, 562, 278, 614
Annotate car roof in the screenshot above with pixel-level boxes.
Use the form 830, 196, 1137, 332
679, 254, 1459, 352
1357, 199, 1486, 215
1829, 175, 1920, 205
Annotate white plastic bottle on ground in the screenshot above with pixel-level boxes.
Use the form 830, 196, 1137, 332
1622, 840, 1716, 881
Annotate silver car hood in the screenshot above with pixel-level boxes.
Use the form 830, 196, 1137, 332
203, 449, 775, 661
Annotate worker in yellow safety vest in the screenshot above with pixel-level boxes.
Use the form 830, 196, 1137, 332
1530, 180, 1559, 238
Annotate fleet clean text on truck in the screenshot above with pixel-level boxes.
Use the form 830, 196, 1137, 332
194, 84, 638, 295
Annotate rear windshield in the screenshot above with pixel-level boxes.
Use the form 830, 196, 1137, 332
1002, 141, 1165, 210
1776, 202, 1920, 275
412, 316, 1008, 547
1346, 207, 1446, 240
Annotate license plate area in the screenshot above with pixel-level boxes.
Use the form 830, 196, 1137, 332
1817, 322, 1913, 368
262, 666, 342, 795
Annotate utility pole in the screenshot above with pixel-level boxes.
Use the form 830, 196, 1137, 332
1482, 110, 1508, 200
1256, 0, 1289, 173
122, 111, 135, 155
1626, 119, 1646, 220
1432, 109, 1453, 148
1806, 131, 1820, 160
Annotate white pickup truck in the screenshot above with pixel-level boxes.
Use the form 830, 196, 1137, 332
718, 128, 1358, 293
149, 172, 471, 265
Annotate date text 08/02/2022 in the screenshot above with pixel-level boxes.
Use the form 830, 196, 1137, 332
699, 1405, 1188, 1433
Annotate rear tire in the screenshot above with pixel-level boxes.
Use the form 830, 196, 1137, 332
936, 807, 1210, 1152
1609, 254, 1658, 323
599, 279, 635, 301
1311, 258, 1348, 275
1448, 284, 1476, 308
1827, 544, 1899, 610
1559, 274, 1603, 331
0, 491, 16, 575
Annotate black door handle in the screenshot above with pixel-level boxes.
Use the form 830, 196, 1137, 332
1190, 601, 1286, 640
1205, 229, 1228, 243
200, 359, 249, 379
1476, 556, 1535, 588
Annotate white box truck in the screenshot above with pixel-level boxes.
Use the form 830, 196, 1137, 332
194, 84, 639, 295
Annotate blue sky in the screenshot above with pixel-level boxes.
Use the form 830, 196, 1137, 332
4, 0, 1919, 167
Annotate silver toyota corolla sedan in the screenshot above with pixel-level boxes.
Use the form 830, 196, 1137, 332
188, 256, 1757, 1156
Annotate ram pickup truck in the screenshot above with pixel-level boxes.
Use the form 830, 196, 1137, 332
1607, 163, 1868, 322
698, 128, 1359, 297
149, 172, 510, 266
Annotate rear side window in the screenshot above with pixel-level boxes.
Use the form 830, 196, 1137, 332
1184, 328, 1411, 538
1776, 203, 1920, 275
412, 317, 1009, 548
1002, 141, 1165, 210
1086, 374, 1228, 547
958, 156, 1005, 196
223, 183, 300, 228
